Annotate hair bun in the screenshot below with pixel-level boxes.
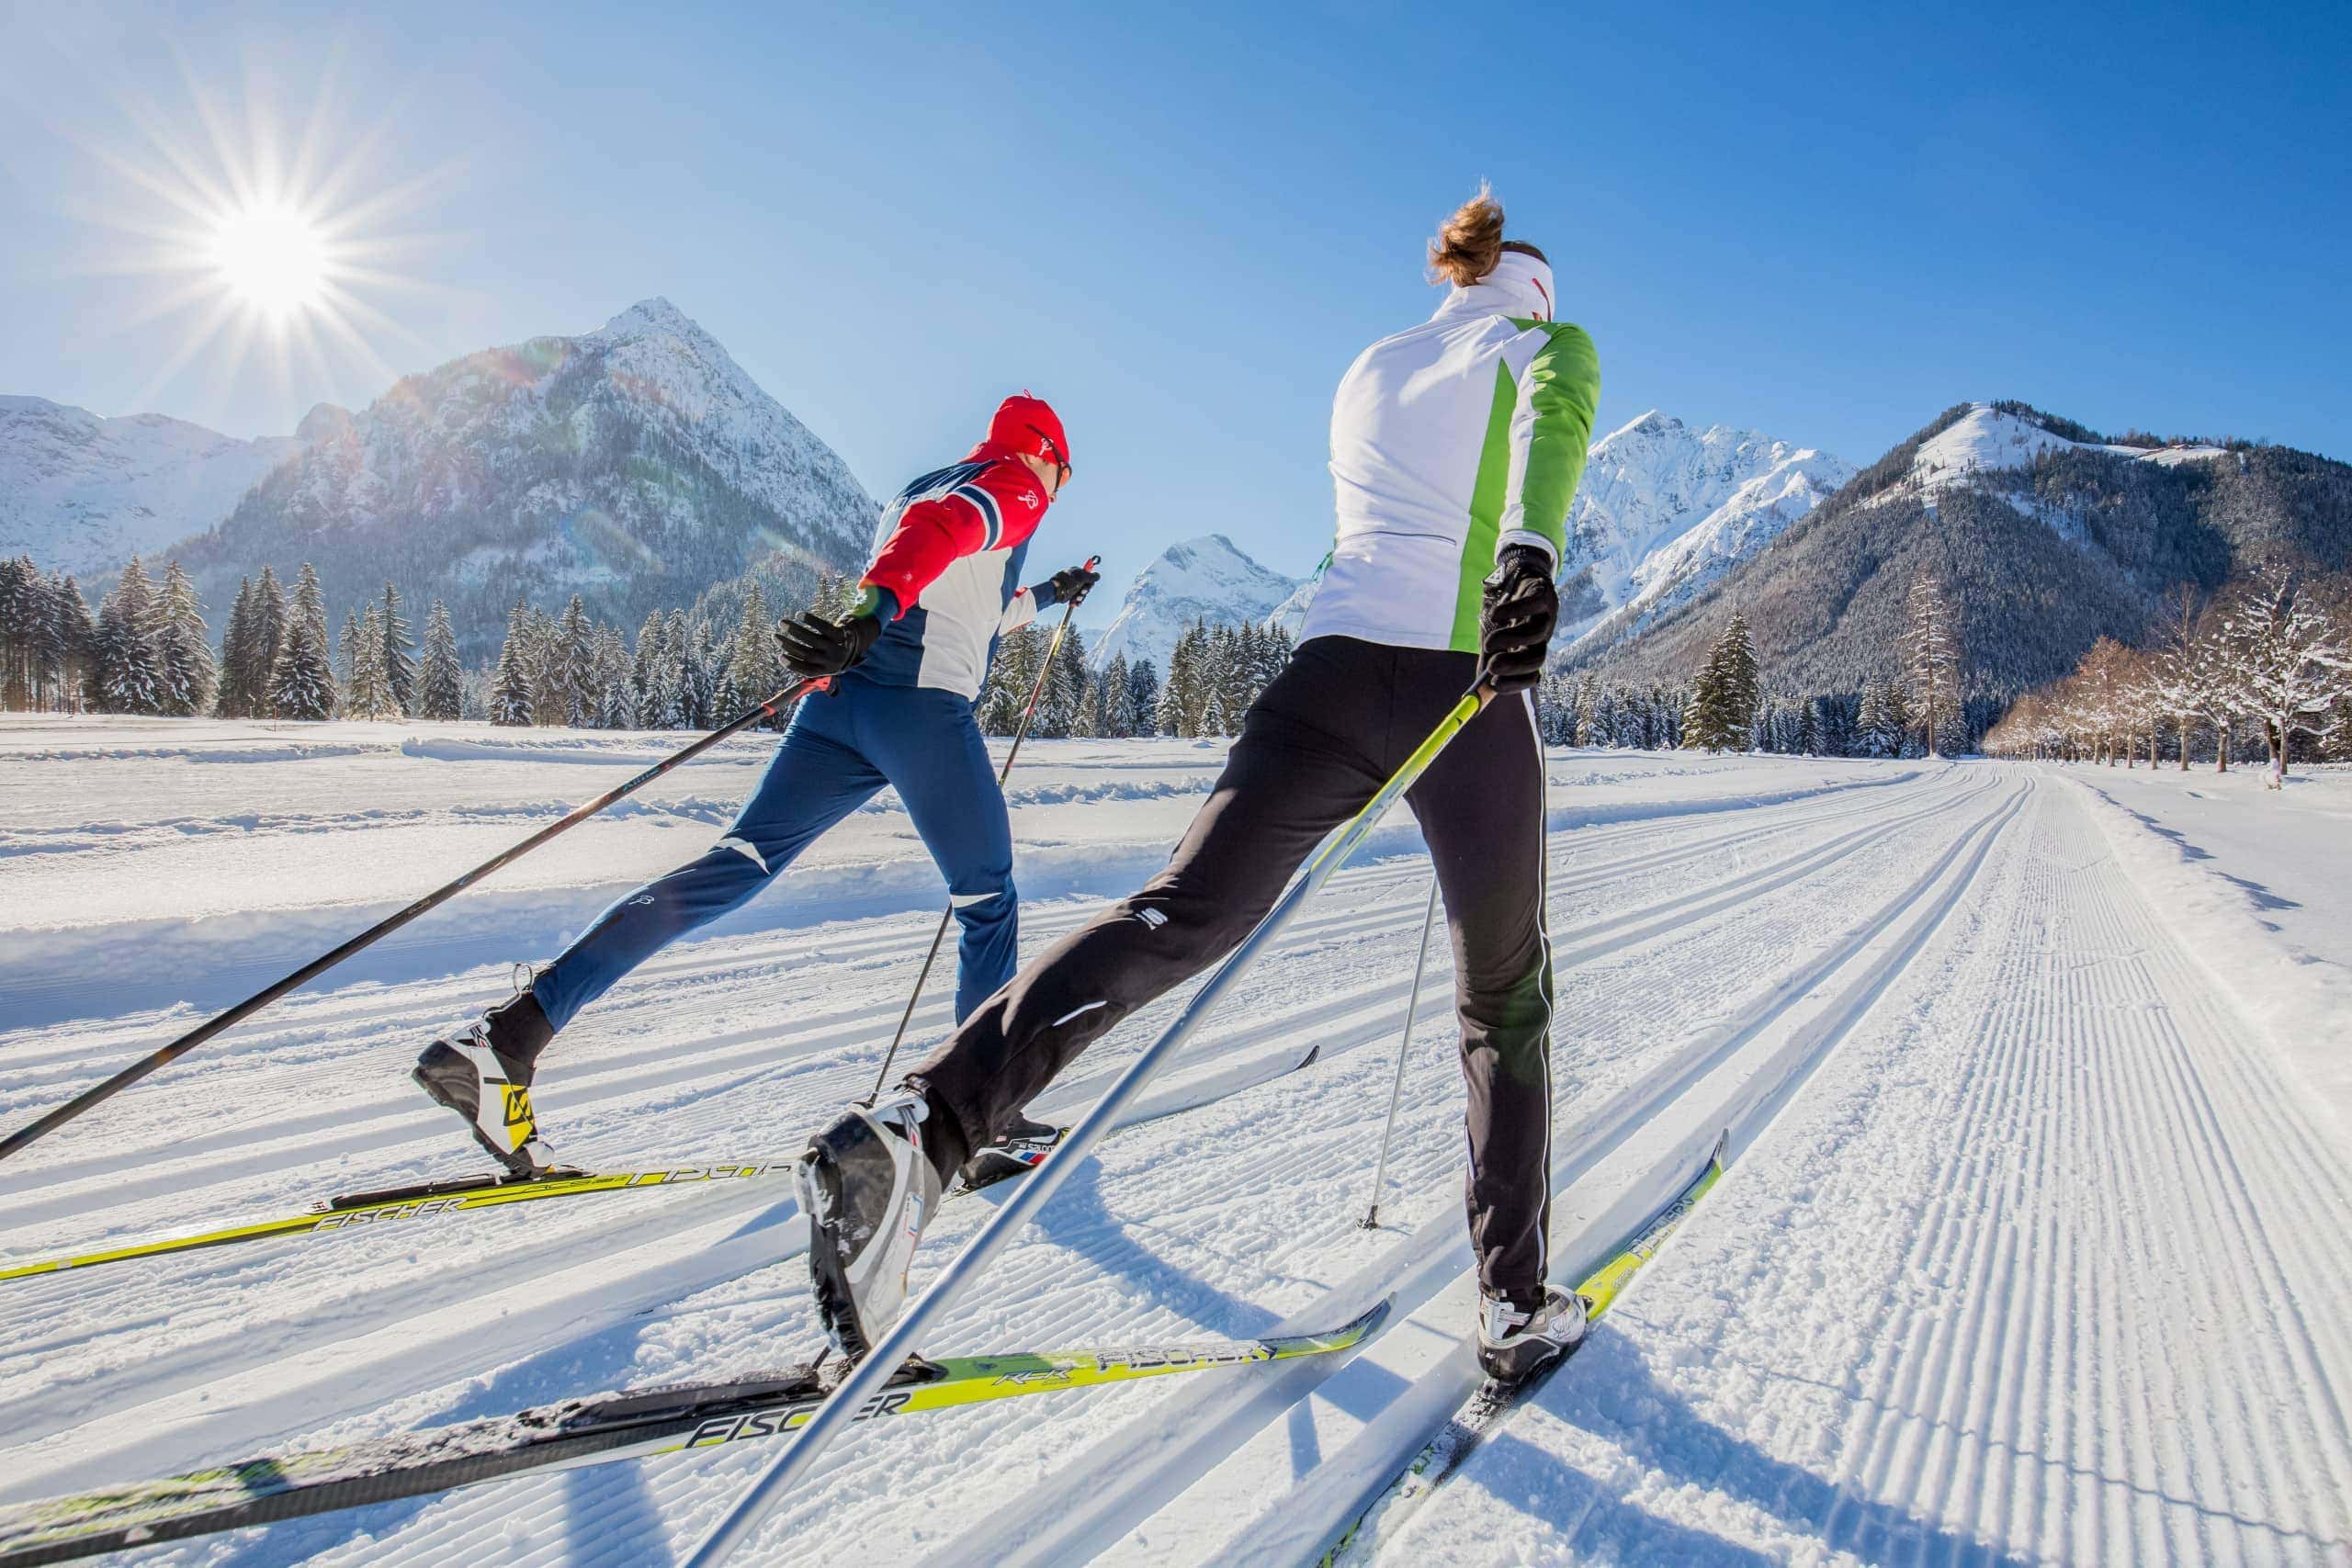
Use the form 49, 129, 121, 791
1430, 185, 1506, 287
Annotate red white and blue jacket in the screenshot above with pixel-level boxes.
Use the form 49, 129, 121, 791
854, 440, 1060, 700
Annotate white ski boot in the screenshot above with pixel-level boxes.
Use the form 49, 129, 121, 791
1477, 1285, 1589, 1384
797, 1091, 943, 1359
413, 1017, 558, 1180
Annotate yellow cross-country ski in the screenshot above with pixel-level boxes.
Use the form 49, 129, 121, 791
0, 1163, 786, 1285
0, 1297, 1390, 1566
1318, 1133, 1729, 1566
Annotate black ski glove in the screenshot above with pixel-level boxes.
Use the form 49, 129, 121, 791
775, 610, 883, 679
1479, 544, 1559, 694
1048, 562, 1102, 607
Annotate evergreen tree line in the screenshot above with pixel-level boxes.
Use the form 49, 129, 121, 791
973, 618, 1295, 741
1984, 562, 2352, 785
1545, 570, 1974, 761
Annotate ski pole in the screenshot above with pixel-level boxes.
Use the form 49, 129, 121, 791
683, 673, 1503, 1568
1360, 874, 1440, 1230
864, 558, 1099, 1105
0, 677, 831, 1167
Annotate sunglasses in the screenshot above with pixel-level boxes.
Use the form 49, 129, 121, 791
1026, 424, 1072, 490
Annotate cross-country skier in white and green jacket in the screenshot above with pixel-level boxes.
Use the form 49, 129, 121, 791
797, 188, 1604, 1386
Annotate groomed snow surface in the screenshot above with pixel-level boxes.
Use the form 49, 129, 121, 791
2, 718, 2346, 1566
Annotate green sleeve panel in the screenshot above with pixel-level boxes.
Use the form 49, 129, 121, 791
1447, 357, 1522, 653
1507, 320, 1602, 557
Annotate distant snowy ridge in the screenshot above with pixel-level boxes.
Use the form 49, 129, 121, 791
0, 397, 307, 580
1905, 402, 2230, 503
172, 298, 874, 651
1559, 411, 1853, 656
1089, 534, 1306, 672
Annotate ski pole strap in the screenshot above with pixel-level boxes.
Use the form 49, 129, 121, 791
682, 674, 1496, 1567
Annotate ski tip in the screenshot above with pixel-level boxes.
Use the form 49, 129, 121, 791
1296, 1043, 1322, 1069
1707, 1129, 1730, 1169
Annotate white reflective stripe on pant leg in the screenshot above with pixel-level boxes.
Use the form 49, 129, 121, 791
714, 836, 768, 873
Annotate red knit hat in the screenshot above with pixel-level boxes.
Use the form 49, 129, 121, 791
988, 393, 1070, 479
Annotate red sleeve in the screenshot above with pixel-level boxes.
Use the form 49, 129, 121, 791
861, 459, 1051, 616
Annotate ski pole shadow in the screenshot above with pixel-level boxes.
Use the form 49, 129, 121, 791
1459, 1325, 2044, 1567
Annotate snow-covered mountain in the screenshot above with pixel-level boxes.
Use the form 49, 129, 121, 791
1559, 411, 1853, 657
0, 397, 306, 581
173, 299, 874, 652
1575, 399, 2346, 700
1089, 534, 1305, 674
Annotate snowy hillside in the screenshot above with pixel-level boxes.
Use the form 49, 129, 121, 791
170, 299, 875, 651
1574, 400, 2349, 699
1559, 412, 1852, 650
2, 717, 2347, 1565
1909, 401, 2231, 500
0, 396, 302, 580
1090, 533, 1304, 672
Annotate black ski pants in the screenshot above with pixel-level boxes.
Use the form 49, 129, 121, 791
910, 635, 1557, 1305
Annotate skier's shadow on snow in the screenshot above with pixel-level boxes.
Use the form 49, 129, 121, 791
1475, 1325, 2025, 1565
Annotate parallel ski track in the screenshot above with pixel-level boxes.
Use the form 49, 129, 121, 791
0, 766, 2002, 1552
951, 775, 2032, 1568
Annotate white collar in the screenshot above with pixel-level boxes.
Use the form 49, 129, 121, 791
1429, 251, 1555, 323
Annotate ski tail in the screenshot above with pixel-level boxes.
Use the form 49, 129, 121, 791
0, 1164, 786, 1286
0, 1300, 1390, 1566
1318, 1134, 1728, 1567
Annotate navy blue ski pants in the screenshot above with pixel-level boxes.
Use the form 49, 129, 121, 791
532, 675, 1019, 1038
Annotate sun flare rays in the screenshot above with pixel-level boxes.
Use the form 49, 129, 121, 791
57, 43, 459, 420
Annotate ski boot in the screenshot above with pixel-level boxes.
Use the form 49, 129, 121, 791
1476, 1285, 1589, 1384
956, 1112, 1066, 1193
413, 989, 558, 1179
797, 1091, 943, 1360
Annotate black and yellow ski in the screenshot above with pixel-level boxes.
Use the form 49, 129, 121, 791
0, 1163, 786, 1285
1317, 1134, 1728, 1565
0, 1298, 1391, 1565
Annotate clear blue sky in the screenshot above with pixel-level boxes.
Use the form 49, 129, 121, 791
3, 0, 2346, 583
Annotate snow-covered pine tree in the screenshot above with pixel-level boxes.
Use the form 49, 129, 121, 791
246, 566, 288, 718
628, 611, 666, 725
592, 623, 633, 729
1888, 680, 1920, 759
553, 596, 595, 728
211, 578, 254, 717
347, 604, 395, 719
1899, 569, 1962, 757
51, 574, 95, 714
977, 622, 1040, 735
154, 562, 214, 716
490, 601, 537, 727
1125, 656, 1160, 738
379, 582, 416, 715
0, 557, 30, 709
416, 600, 464, 721
269, 564, 337, 720
91, 558, 164, 716
1038, 625, 1089, 739
338, 610, 361, 694
1158, 624, 1204, 737
1100, 654, 1134, 739
727, 586, 782, 726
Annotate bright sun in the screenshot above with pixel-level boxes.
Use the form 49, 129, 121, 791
209, 204, 329, 317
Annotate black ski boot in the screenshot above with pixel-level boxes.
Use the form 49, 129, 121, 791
413, 989, 557, 1179
797, 1091, 943, 1360
956, 1113, 1066, 1192
1476, 1286, 1589, 1384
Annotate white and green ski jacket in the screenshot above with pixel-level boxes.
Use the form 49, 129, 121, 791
1299, 254, 1601, 654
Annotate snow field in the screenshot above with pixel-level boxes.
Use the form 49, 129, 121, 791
1, 721, 2346, 1565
